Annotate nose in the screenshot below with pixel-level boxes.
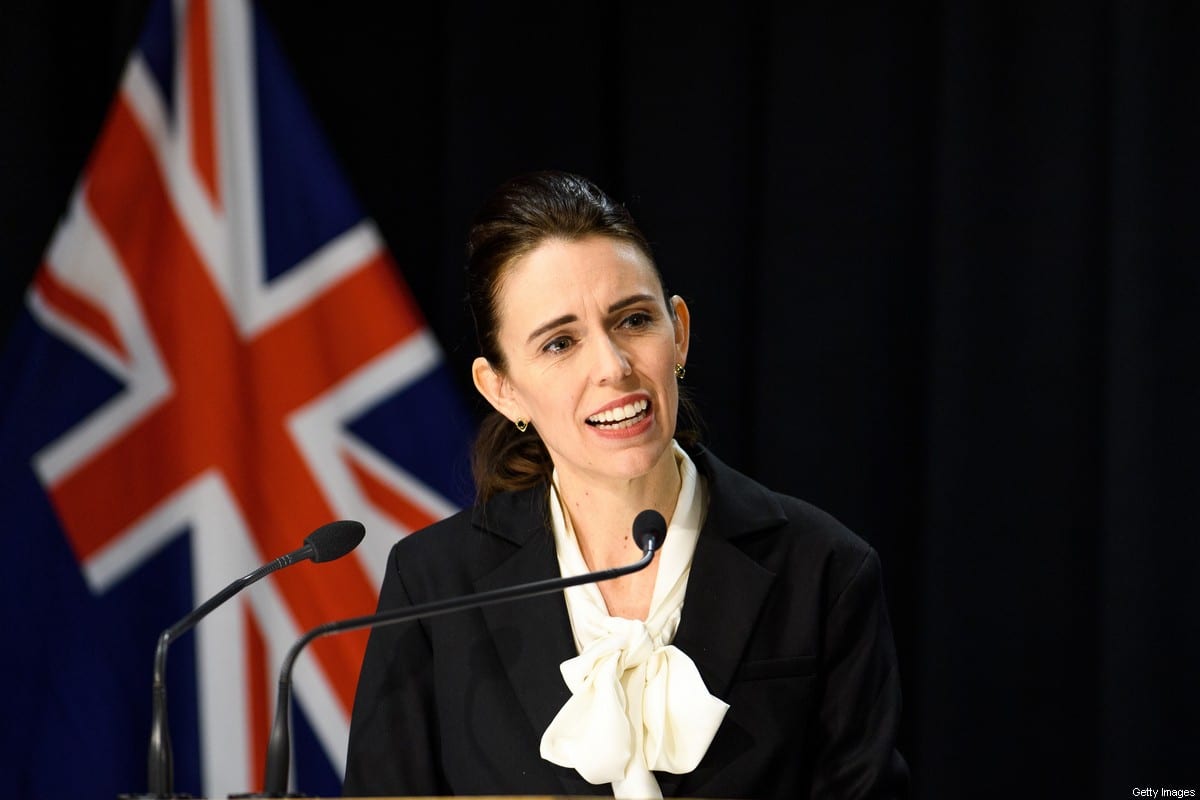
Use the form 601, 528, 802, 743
591, 334, 632, 385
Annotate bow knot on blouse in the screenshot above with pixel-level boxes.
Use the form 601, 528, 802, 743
538, 444, 729, 799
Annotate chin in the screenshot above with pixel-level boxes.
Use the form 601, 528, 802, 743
605, 439, 674, 479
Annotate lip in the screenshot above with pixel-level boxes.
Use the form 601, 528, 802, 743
584, 393, 652, 420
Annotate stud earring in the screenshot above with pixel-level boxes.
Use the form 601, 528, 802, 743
674, 363, 686, 380
515, 418, 529, 433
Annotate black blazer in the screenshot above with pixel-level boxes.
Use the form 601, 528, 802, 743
343, 449, 908, 798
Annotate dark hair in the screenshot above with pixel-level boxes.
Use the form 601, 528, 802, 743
466, 171, 703, 502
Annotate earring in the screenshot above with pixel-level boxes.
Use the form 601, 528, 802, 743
674, 363, 686, 380
515, 418, 529, 433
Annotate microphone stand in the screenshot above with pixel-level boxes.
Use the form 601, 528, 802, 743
143, 551, 313, 798
121, 521, 364, 799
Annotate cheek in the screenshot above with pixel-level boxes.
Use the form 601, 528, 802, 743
521, 372, 584, 422
662, 380, 680, 417
656, 342, 681, 380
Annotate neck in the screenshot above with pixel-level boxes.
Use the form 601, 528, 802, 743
555, 446, 681, 571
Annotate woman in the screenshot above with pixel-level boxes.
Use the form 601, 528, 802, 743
343, 172, 908, 798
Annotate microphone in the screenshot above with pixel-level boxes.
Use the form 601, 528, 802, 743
142, 520, 365, 798
631, 508, 665, 554
258, 509, 668, 797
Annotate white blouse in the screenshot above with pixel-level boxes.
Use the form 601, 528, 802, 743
539, 442, 729, 799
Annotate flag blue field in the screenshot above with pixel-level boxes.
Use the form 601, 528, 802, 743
0, 1, 475, 796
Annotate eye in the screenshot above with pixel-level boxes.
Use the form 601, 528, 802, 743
619, 311, 654, 329
543, 335, 573, 354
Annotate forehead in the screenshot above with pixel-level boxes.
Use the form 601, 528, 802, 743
494, 235, 662, 322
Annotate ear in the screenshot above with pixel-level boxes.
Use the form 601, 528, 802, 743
472, 356, 524, 422
670, 295, 691, 366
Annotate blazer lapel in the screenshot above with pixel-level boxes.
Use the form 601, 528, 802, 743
657, 449, 785, 797
673, 448, 786, 694
470, 489, 584, 793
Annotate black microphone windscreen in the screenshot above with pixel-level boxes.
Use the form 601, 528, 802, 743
631, 509, 667, 552
305, 520, 365, 563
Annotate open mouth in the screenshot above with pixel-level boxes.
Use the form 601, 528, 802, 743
585, 398, 651, 430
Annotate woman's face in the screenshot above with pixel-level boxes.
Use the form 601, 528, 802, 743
473, 235, 690, 490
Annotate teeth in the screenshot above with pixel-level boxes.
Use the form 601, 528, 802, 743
588, 398, 648, 426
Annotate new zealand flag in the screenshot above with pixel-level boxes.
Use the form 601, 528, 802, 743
0, 1, 474, 796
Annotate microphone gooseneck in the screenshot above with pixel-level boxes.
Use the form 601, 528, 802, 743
260, 510, 668, 797
144, 520, 364, 798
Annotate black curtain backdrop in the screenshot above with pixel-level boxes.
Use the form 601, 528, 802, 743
2, 3, 1197, 797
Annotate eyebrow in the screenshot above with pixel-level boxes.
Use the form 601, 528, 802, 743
526, 314, 576, 346
524, 293, 659, 346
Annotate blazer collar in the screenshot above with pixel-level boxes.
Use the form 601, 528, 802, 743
469, 447, 788, 543
691, 446, 789, 540
470, 483, 550, 544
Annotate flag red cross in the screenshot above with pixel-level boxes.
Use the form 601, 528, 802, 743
42, 88, 422, 710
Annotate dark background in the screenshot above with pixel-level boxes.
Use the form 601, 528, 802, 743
3, 2, 1198, 797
